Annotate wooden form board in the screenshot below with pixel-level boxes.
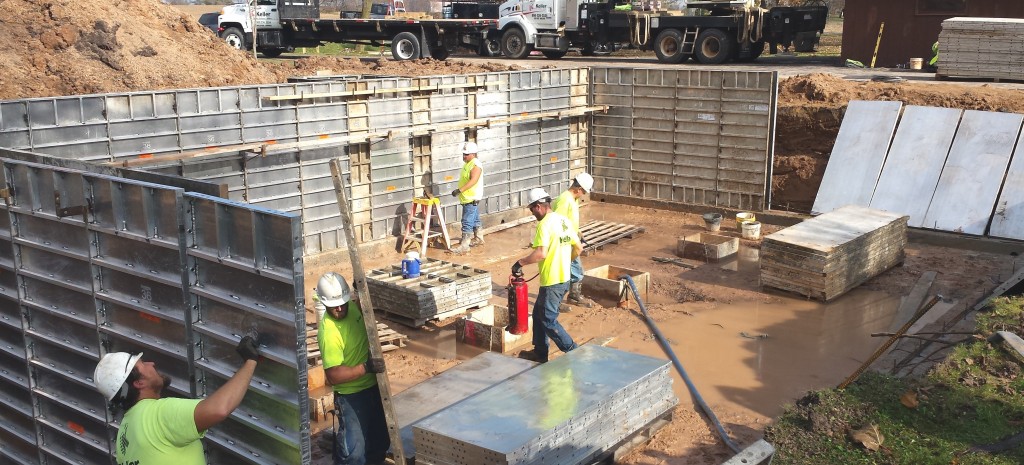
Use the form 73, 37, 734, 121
921, 110, 1023, 235
869, 106, 961, 227
812, 100, 902, 215
988, 129, 1024, 239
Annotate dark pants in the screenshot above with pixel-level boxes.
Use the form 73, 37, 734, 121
333, 387, 390, 465
532, 281, 577, 359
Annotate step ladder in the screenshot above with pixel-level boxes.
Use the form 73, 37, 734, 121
401, 196, 452, 258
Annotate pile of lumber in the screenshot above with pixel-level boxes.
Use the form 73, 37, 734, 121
366, 258, 491, 326
938, 17, 1024, 81
760, 205, 908, 301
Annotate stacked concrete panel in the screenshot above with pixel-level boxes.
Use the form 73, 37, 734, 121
760, 205, 908, 301
366, 258, 491, 323
413, 345, 678, 465
939, 17, 1024, 81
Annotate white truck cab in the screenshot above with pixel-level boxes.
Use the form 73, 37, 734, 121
497, 0, 586, 58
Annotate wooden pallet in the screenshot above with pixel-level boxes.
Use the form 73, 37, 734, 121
307, 322, 410, 365
580, 221, 645, 256
589, 410, 674, 464
383, 303, 485, 328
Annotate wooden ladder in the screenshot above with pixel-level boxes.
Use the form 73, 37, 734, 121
401, 196, 451, 258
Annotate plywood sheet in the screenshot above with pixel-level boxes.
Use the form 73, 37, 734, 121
988, 129, 1024, 239
922, 110, 1023, 234
869, 106, 961, 227
812, 100, 902, 215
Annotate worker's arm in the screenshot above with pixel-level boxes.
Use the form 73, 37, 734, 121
460, 166, 482, 192
324, 363, 370, 386
194, 359, 257, 431
518, 245, 547, 266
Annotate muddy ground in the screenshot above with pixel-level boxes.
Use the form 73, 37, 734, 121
5, 0, 1024, 463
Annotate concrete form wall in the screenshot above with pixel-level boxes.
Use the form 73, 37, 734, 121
590, 68, 777, 211
0, 151, 309, 465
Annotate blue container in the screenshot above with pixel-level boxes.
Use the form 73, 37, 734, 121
402, 258, 420, 279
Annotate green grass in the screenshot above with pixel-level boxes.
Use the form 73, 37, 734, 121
295, 42, 383, 56
766, 296, 1024, 465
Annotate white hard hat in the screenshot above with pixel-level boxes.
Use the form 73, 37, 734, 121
462, 141, 478, 154
527, 187, 551, 206
573, 172, 594, 193
94, 352, 143, 402
317, 272, 351, 307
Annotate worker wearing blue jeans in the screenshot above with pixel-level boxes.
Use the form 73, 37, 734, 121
451, 141, 483, 254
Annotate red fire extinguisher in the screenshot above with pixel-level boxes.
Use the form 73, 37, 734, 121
507, 275, 529, 335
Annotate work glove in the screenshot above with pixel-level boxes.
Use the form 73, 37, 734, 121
363, 357, 386, 374
511, 260, 524, 277
450, 189, 461, 198
236, 336, 261, 363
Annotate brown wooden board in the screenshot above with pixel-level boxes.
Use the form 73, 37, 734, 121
580, 220, 645, 256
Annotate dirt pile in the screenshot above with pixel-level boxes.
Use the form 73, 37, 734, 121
0, 0, 518, 100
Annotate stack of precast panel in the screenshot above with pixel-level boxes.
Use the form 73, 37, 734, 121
760, 205, 908, 301
939, 17, 1024, 81
365, 259, 491, 323
413, 345, 678, 465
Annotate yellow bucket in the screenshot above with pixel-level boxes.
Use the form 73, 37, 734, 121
736, 212, 756, 230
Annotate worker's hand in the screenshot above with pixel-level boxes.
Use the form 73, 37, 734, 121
363, 357, 386, 374
236, 336, 261, 363
511, 260, 524, 277
450, 189, 461, 198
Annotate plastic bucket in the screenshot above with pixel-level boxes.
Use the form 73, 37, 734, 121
909, 58, 923, 70
735, 212, 756, 230
741, 221, 762, 240
702, 212, 723, 232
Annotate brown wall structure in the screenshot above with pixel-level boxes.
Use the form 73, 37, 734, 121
843, 0, 1024, 68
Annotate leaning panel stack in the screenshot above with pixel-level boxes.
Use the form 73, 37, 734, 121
760, 205, 908, 301
939, 17, 1024, 81
365, 258, 491, 324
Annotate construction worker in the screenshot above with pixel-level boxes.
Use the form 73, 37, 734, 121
552, 172, 595, 308
513, 187, 582, 363
926, 41, 939, 73
451, 141, 484, 254
92, 337, 261, 464
316, 272, 389, 465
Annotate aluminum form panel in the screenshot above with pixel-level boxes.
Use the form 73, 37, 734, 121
990, 129, 1024, 239
869, 106, 961, 227
922, 110, 1023, 235
812, 100, 903, 215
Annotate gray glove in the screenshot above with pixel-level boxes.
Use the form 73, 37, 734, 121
237, 336, 261, 362
363, 357, 386, 374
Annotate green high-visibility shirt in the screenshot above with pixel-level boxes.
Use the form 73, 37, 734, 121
551, 190, 580, 231
533, 211, 580, 287
319, 301, 376, 394
116, 397, 205, 465
457, 158, 483, 203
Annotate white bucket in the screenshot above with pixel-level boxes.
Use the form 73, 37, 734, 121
909, 58, 923, 70
735, 212, 756, 230
741, 221, 762, 240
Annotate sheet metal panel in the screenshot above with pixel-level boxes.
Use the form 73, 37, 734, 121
990, 129, 1024, 239
811, 100, 902, 215
922, 110, 1022, 235
869, 106, 961, 227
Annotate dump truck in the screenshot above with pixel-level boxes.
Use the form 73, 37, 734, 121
217, 0, 496, 59
493, 0, 829, 63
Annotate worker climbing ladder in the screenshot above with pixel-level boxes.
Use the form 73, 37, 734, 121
401, 196, 452, 258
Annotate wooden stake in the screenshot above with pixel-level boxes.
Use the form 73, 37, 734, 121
871, 22, 884, 68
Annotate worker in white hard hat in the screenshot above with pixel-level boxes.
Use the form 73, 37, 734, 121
315, 271, 390, 465
551, 172, 595, 308
92, 337, 261, 464
511, 187, 582, 363
450, 140, 484, 254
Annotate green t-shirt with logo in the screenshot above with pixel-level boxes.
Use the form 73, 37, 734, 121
532, 211, 580, 287
551, 190, 580, 231
319, 300, 376, 394
116, 397, 205, 465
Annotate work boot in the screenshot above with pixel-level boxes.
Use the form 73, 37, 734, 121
567, 282, 594, 308
451, 241, 471, 254
471, 227, 485, 246
518, 349, 547, 363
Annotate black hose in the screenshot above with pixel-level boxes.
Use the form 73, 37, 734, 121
621, 275, 743, 454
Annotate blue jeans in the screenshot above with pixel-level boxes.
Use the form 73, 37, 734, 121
569, 257, 583, 285
333, 387, 390, 465
532, 281, 577, 359
461, 202, 480, 235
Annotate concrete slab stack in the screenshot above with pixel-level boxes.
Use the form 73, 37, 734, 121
365, 258, 491, 324
412, 345, 678, 465
760, 205, 908, 301
939, 17, 1024, 81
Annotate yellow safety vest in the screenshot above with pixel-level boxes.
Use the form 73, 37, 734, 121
458, 158, 483, 203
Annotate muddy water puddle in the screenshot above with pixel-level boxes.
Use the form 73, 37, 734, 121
611, 288, 901, 418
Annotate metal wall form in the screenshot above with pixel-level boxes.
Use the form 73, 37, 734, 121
0, 160, 308, 465
0, 71, 587, 255
590, 68, 777, 211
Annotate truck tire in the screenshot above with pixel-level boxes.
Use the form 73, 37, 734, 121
259, 48, 284, 58
221, 27, 246, 50
477, 39, 501, 57
542, 50, 567, 59
735, 40, 764, 62
694, 28, 733, 65
391, 32, 421, 60
501, 28, 533, 59
430, 46, 450, 60
654, 29, 687, 64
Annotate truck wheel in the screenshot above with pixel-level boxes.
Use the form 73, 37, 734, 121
391, 32, 421, 60
430, 46, 450, 60
501, 28, 533, 59
695, 28, 733, 64
735, 40, 764, 62
478, 39, 500, 57
541, 50, 567, 59
654, 29, 687, 64
221, 27, 246, 50
259, 48, 284, 58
